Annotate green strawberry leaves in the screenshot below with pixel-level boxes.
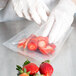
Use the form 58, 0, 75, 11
23, 60, 30, 66
27, 71, 31, 75
24, 68, 26, 73
16, 60, 51, 76
16, 60, 31, 76
24, 68, 30, 75
16, 65, 22, 70
42, 60, 50, 64
16, 65, 23, 74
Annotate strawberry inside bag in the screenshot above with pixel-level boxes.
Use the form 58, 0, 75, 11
3, 23, 73, 62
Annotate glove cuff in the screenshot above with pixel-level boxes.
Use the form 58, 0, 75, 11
56, 0, 76, 16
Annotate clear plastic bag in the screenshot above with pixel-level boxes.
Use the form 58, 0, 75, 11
3, 23, 73, 62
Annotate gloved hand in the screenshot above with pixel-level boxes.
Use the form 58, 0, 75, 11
12, 0, 50, 24
42, 0, 76, 44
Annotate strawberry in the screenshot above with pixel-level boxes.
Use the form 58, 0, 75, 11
18, 38, 26, 48
16, 65, 30, 76
23, 60, 39, 75
37, 36, 48, 48
27, 38, 38, 51
47, 45, 55, 54
49, 43, 56, 49
37, 36, 48, 42
16, 60, 54, 76
23, 63, 39, 75
19, 73, 29, 76
17, 34, 56, 55
39, 45, 54, 55
38, 41, 47, 48
39, 60, 53, 76
33, 73, 44, 76
23, 34, 36, 48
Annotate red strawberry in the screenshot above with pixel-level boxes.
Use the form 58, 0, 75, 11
37, 36, 48, 42
50, 43, 56, 49
19, 73, 29, 76
39, 45, 54, 55
16, 65, 30, 76
38, 41, 47, 48
27, 38, 38, 51
18, 38, 26, 48
47, 45, 55, 54
23, 63, 39, 75
23, 34, 36, 48
37, 36, 48, 48
39, 60, 53, 76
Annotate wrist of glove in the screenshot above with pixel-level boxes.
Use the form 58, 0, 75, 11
56, 0, 76, 16
12, 0, 50, 25
42, 0, 76, 44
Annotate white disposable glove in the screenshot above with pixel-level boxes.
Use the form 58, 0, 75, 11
12, 0, 50, 24
42, 0, 76, 44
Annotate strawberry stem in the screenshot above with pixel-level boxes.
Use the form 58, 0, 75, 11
42, 60, 50, 64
